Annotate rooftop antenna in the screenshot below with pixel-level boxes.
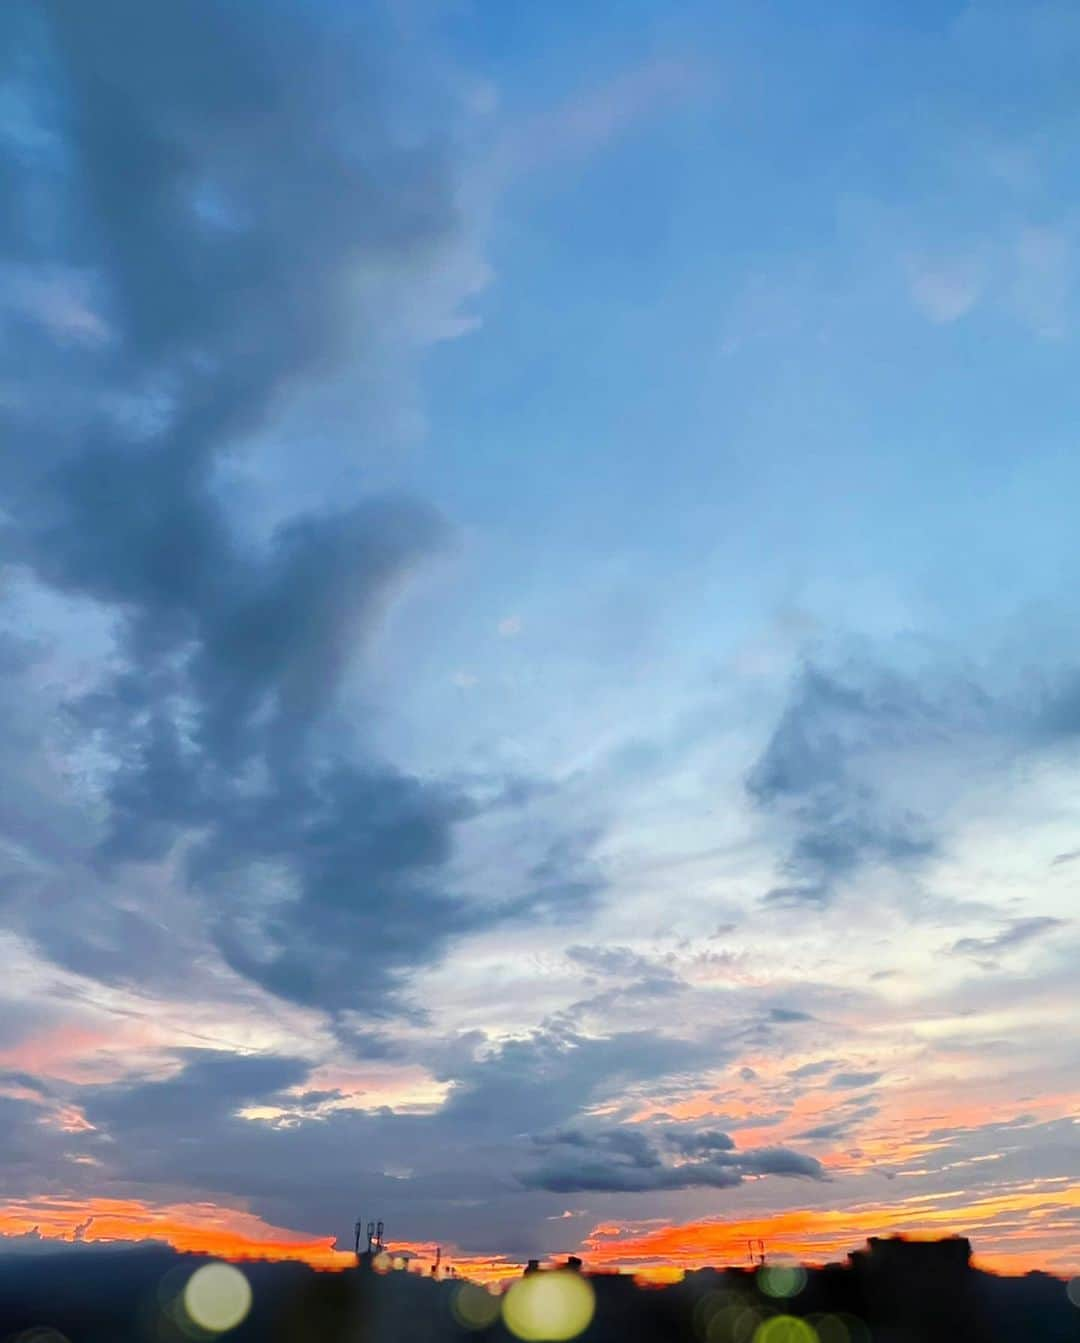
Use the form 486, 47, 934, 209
748, 1239, 766, 1267
367, 1221, 376, 1253
375, 1220, 385, 1253
354, 1220, 363, 1256
432, 1246, 442, 1277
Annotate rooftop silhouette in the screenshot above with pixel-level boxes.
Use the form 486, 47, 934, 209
1, 1234, 1076, 1343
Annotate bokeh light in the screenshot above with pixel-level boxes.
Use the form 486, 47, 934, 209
1067, 1277, 1080, 1309
372, 1251, 392, 1274
758, 1265, 808, 1300
183, 1262, 252, 1333
807, 1315, 845, 1343
807, 1312, 868, 1343
696, 1289, 743, 1339
707, 1304, 761, 1343
453, 1281, 503, 1330
157, 1265, 193, 1310
502, 1270, 596, 1341
753, 1316, 817, 1343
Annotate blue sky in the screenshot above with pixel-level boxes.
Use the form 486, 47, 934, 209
0, 0, 1078, 1276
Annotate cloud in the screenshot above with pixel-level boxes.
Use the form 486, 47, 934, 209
0, 263, 112, 346
797, 1121, 854, 1142
768, 1007, 814, 1024
501, 831, 607, 924
520, 1121, 824, 1194
565, 944, 685, 1005
787, 1059, 839, 1080
495, 59, 698, 178
0, 0, 602, 1021
437, 1024, 715, 1138
827, 1071, 882, 1091
0, 1024, 753, 1256
906, 251, 986, 323
947, 917, 1068, 961
663, 1127, 736, 1157
80, 1051, 312, 1133
747, 661, 991, 907
1012, 226, 1072, 339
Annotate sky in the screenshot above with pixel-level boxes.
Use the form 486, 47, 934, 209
1, 0, 1078, 1282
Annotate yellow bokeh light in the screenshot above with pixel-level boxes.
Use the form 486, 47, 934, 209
753, 1315, 817, 1343
453, 1281, 503, 1330
183, 1262, 252, 1334
502, 1270, 595, 1341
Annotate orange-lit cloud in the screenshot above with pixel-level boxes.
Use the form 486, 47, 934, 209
0, 1020, 168, 1086
630, 1074, 1080, 1181
0, 1197, 353, 1270
0, 1198, 520, 1283
576, 1180, 1080, 1278
2, 1176, 1078, 1287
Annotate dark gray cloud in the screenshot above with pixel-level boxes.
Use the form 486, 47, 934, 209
797, 1097, 880, 1142
748, 655, 1080, 917
788, 1058, 840, 1080
797, 1121, 852, 1141
436, 1022, 716, 1138
663, 1126, 736, 1156
947, 917, 1067, 962
0, 0, 603, 1018
565, 944, 685, 1010
502, 830, 607, 924
0, 1027, 740, 1254
520, 1121, 824, 1193
827, 1071, 882, 1090
1038, 672, 1080, 739
566, 945, 668, 979
80, 1050, 312, 1133
747, 664, 949, 906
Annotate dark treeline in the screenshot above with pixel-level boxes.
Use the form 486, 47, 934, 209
0, 1237, 1076, 1343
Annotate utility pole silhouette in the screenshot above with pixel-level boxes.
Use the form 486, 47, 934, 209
354, 1217, 386, 1262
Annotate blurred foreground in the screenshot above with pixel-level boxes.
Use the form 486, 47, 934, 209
1, 1236, 1077, 1343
